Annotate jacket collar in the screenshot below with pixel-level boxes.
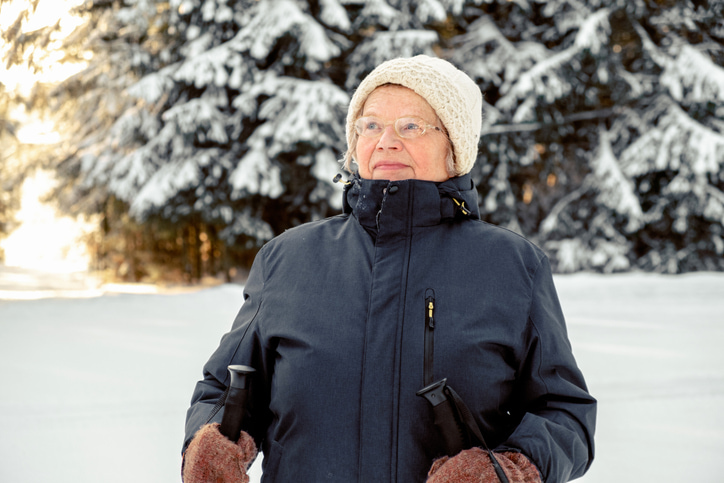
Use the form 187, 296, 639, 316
342, 173, 479, 236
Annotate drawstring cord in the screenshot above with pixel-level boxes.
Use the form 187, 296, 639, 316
333, 173, 352, 186
452, 197, 472, 216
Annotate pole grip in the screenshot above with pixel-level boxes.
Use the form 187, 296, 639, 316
430, 395, 465, 456
417, 378, 466, 456
218, 365, 255, 442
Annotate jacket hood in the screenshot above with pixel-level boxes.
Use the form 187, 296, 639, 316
342, 174, 480, 237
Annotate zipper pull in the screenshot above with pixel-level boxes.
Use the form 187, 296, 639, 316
426, 297, 435, 329
423, 289, 436, 387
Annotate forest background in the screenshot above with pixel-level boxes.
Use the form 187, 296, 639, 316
1, 0, 723, 284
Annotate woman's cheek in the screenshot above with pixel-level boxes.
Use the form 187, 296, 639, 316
356, 141, 373, 177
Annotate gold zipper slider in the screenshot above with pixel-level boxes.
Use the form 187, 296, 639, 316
426, 298, 435, 329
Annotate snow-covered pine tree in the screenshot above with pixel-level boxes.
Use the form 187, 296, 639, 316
1, 0, 35, 243
0, 81, 21, 244
615, 18, 724, 272
45, 0, 468, 280
449, 0, 724, 273
0, 0, 85, 251
449, 1, 625, 249
15, 0, 724, 277
44, 0, 188, 280
539, 127, 643, 272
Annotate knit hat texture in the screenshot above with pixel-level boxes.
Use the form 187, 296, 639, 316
346, 55, 482, 176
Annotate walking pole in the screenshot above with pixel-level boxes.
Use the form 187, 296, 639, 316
218, 365, 255, 442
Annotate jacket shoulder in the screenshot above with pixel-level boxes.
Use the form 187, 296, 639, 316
268, 213, 351, 244
467, 219, 547, 261
257, 213, 354, 262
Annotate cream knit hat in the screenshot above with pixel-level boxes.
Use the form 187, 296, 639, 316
345, 55, 483, 177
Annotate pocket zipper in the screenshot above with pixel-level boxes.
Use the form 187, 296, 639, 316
423, 289, 435, 387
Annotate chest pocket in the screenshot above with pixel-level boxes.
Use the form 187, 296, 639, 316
414, 289, 512, 483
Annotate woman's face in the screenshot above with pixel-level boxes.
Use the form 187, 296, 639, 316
355, 85, 451, 182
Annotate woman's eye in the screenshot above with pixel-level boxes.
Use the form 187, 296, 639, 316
358, 118, 382, 132
400, 120, 422, 133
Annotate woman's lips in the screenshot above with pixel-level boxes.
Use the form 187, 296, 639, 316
373, 161, 409, 171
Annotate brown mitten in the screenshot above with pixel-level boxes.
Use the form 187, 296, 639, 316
427, 447, 541, 483
183, 422, 257, 483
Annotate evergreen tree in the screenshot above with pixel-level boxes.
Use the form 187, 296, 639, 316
0, 0, 78, 254
44, 0, 465, 281
0, 91, 21, 255
8, 0, 724, 277
1, 0, 29, 247
448, 0, 724, 273
618, 17, 724, 272
538, 128, 643, 272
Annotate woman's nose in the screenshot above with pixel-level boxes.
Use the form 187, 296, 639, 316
376, 125, 402, 150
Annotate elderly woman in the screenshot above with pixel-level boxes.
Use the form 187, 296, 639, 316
182, 55, 596, 483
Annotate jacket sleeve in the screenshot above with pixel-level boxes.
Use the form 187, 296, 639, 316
183, 247, 270, 453
498, 256, 596, 483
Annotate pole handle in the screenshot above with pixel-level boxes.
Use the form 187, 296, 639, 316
416, 378, 466, 456
218, 365, 255, 442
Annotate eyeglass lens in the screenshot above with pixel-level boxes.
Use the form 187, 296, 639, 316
355, 117, 439, 138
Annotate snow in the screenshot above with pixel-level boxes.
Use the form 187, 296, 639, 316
1, 266, 723, 482
661, 44, 724, 105
230, 0, 341, 70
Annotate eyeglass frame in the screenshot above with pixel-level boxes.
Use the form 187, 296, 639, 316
354, 116, 445, 139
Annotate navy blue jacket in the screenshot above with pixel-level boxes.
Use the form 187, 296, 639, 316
184, 174, 596, 482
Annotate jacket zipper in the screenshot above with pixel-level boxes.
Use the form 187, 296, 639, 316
423, 289, 435, 387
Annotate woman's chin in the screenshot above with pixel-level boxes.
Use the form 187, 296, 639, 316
371, 167, 413, 181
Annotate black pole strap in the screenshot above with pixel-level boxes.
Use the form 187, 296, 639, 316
204, 386, 229, 426
444, 385, 510, 483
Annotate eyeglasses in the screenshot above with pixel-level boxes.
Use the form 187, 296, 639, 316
354, 116, 443, 139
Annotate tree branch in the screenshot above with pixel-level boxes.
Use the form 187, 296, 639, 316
482, 107, 619, 135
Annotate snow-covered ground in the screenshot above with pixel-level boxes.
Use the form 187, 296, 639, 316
1, 265, 722, 482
